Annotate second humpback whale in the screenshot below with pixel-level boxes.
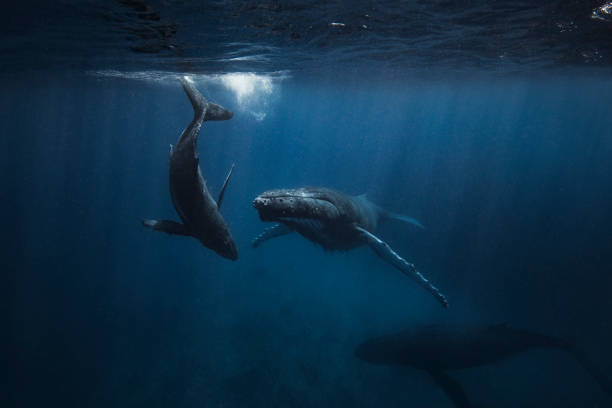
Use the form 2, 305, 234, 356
143, 77, 238, 260
355, 323, 612, 407
252, 187, 448, 307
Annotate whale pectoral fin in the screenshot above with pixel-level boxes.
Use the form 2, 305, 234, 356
142, 219, 190, 236
217, 163, 235, 209
354, 226, 449, 308
252, 224, 293, 248
427, 370, 472, 408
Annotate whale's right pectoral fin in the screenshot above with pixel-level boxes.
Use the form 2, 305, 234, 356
427, 370, 471, 408
354, 226, 449, 308
252, 223, 293, 248
142, 219, 190, 236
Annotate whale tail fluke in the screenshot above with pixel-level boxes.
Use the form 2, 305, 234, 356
508, 331, 612, 401
204, 101, 234, 121
180, 76, 233, 122
562, 342, 612, 398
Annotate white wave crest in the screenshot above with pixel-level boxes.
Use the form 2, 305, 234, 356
89, 70, 289, 121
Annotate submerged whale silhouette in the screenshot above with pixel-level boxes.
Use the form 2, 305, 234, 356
252, 187, 448, 307
355, 323, 612, 407
143, 77, 238, 260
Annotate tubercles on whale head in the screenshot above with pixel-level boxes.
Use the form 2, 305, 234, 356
253, 193, 299, 221
253, 188, 340, 222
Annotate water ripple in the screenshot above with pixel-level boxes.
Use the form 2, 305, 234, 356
2, 0, 612, 76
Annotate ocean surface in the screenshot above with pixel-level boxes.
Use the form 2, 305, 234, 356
4, 1, 612, 407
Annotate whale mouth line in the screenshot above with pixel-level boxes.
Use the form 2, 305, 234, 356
254, 204, 327, 228
276, 216, 325, 232
257, 210, 320, 223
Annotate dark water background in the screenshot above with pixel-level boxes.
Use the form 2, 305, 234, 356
4, 1, 612, 407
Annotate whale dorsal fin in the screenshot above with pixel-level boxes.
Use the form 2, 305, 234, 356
217, 163, 235, 209
353, 194, 425, 230
384, 211, 425, 229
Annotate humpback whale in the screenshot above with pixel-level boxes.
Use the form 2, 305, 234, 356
252, 187, 448, 307
143, 77, 238, 260
355, 323, 612, 407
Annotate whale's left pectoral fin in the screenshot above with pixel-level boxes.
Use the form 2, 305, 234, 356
354, 226, 449, 308
217, 163, 235, 209
427, 370, 471, 408
252, 223, 293, 248
142, 219, 190, 236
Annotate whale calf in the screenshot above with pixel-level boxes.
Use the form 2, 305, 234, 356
355, 323, 612, 407
143, 77, 238, 260
252, 187, 448, 307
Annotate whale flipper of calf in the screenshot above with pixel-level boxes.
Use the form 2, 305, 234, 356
355, 323, 612, 407
252, 187, 448, 307
143, 77, 238, 260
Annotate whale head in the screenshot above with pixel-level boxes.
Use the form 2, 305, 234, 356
211, 234, 238, 261
253, 188, 343, 224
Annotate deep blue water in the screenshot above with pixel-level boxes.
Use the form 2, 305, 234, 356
4, 2, 612, 408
